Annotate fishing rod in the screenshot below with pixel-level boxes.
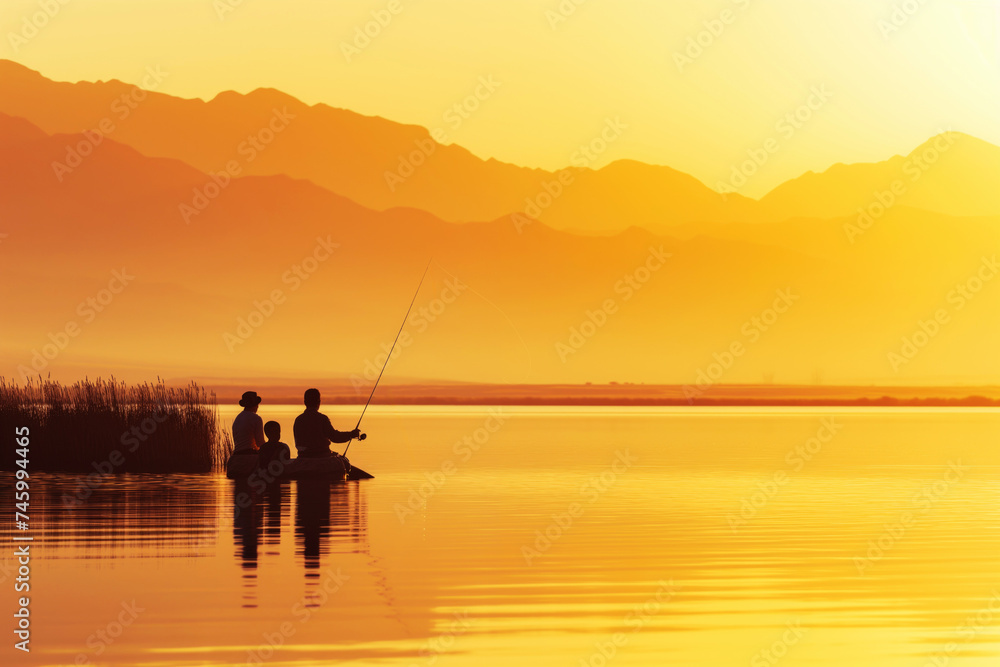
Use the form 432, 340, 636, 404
343, 260, 432, 457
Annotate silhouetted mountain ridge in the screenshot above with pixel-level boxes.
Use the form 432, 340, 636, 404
2, 116, 997, 385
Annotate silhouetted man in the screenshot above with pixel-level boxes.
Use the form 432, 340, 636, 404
293, 388, 362, 458
232, 391, 265, 456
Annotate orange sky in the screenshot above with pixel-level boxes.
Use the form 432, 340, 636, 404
4, 0, 1000, 197
2, 2, 1000, 388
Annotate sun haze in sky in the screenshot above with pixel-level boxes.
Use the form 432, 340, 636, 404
4, 0, 1000, 197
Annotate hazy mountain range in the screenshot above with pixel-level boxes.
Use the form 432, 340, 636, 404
2, 59, 999, 232
1, 61, 998, 386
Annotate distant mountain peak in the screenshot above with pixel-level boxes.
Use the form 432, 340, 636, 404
759, 130, 1000, 220
209, 86, 304, 108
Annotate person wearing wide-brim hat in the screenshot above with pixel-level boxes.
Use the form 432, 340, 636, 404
232, 391, 266, 456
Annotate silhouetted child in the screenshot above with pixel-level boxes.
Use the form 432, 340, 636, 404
258, 421, 292, 474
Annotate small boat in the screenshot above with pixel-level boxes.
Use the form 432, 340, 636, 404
226, 454, 371, 481
223, 267, 424, 485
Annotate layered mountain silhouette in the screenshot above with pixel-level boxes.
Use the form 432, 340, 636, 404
4, 59, 997, 235
759, 134, 1000, 220
2, 112, 998, 385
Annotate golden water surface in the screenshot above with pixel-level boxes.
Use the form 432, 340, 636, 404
4, 406, 1000, 666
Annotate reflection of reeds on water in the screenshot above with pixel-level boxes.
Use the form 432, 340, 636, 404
0, 474, 224, 560
0, 377, 231, 472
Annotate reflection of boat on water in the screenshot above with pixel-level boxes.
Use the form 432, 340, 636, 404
232, 478, 264, 608
294, 478, 390, 613
232, 479, 291, 608
231, 477, 369, 597
295, 479, 364, 565
229, 475, 408, 633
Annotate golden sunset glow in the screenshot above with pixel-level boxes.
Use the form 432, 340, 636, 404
5, 0, 1000, 195
3, 3, 1000, 667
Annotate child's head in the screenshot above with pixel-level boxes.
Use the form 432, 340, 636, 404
264, 421, 281, 441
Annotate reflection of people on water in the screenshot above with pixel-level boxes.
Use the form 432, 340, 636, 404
232, 480, 262, 608
232, 391, 265, 456
294, 479, 364, 608
228, 474, 377, 610
295, 478, 331, 573
293, 389, 361, 458
262, 481, 286, 547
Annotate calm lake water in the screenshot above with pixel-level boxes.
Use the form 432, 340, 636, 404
4, 406, 1000, 666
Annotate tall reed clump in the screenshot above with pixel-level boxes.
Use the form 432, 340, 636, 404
0, 377, 231, 473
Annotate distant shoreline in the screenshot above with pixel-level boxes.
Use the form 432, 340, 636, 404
197, 382, 1000, 408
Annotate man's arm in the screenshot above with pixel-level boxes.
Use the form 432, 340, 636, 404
323, 415, 359, 444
